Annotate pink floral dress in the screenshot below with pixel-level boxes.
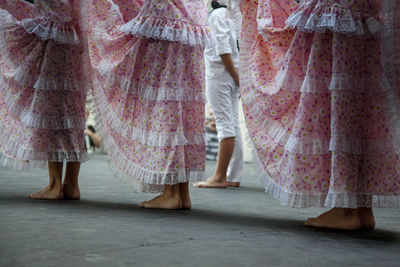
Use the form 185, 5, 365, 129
240, 0, 400, 208
81, 0, 213, 192
0, 0, 88, 169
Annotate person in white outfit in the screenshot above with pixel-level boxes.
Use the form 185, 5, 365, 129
194, 0, 243, 188
227, 0, 242, 46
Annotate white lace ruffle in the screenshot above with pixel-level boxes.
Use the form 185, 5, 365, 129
20, 17, 80, 45
99, 71, 205, 102
320, 74, 390, 93
0, 77, 86, 130
0, 151, 88, 171
286, 4, 382, 37
0, 153, 47, 170
108, 153, 205, 193
275, 68, 392, 94
0, 38, 83, 91
89, 83, 206, 193
18, 112, 86, 130
120, 16, 216, 47
245, 106, 400, 156
285, 135, 400, 155
251, 145, 400, 208
91, 83, 205, 146
12, 71, 82, 91
33, 76, 81, 91
102, 115, 206, 146
116, 127, 206, 147
0, 118, 88, 170
89, 99, 205, 193
0, 126, 87, 170
243, 83, 400, 156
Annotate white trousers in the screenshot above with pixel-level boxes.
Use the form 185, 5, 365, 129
206, 74, 243, 182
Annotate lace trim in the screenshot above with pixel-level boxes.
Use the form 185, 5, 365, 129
275, 67, 391, 93
245, 104, 400, 155
91, 80, 205, 146
20, 17, 80, 45
0, 39, 83, 91
0, 153, 47, 170
97, 71, 205, 102
12, 71, 83, 91
108, 154, 205, 193
256, 0, 299, 43
242, 84, 400, 155
0, 112, 87, 168
18, 113, 86, 130
0, 151, 89, 171
251, 144, 400, 208
120, 16, 216, 47
285, 135, 399, 155
33, 76, 82, 91
286, 4, 381, 37
106, 124, 206, 147
89, 96, 205, 193
0, 76, 86, 130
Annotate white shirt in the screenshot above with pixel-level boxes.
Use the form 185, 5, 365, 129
229, 0, 242, 41
204, 7, 239, 79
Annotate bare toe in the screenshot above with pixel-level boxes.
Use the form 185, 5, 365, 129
140, 194, 182, 210
28, 186, 63, 200
193, 181, 227, 189
305, 208, 361, 230
305, 217, 317, 226
226, 182, 240, 187
139, 201, 148, 208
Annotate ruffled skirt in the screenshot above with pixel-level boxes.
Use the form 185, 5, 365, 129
0, 6, 88, 170
83, 0, 206, 192
240, 0, 400, 208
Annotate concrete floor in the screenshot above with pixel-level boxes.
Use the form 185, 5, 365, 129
1, 154, 400, 267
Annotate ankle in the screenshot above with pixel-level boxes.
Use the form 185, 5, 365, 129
358, 207, 373, 213
210, 174, 227, 182
344, 208, 358, 216
63, 182, 79, 188
48, 183, 63, 191
164, 185, 180, 196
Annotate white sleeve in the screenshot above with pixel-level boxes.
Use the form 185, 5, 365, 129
211, 10, 233, 56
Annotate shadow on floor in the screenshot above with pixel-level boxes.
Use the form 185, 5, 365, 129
1, 194, 400, 243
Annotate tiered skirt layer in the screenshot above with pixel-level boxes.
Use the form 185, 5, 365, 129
240, 0, 400, 208
82, 0, 208, 192
0, 5, 88, 170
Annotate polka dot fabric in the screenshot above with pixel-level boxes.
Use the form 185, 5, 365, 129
240, 0, 400, 208
81, 0, 209, 192
0, 0, 88, 170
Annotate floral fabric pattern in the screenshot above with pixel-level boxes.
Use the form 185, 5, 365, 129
0, 0, 88, 170
240, 0, 400, 208
82, 0, 209, 192
120, 0, 215, 46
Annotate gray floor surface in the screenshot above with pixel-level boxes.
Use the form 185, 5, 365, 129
1, 154, 400, 267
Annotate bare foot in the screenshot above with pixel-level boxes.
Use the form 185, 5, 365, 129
179, 183, 191, 210
63, 183, 81, 200
226, 182, 240, 187
193, 176, 227, 189
305, 208, 361, 230
28, 186, 63, 200
358, 208, 376, 229
139, 185, 183, 210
